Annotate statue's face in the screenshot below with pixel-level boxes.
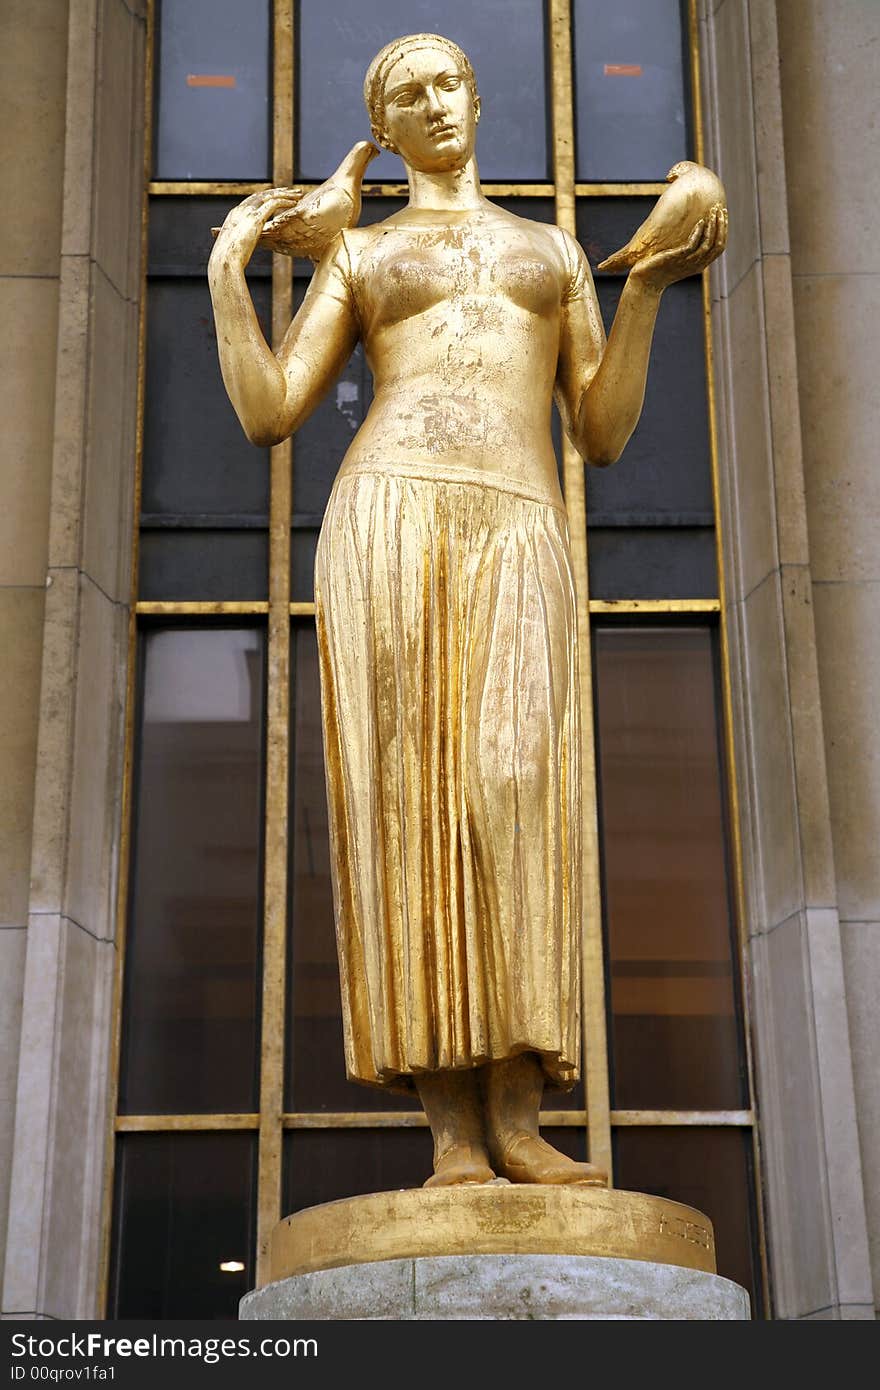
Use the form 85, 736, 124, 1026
381, 45, 478, 173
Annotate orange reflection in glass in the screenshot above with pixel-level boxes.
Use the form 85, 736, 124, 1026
594, 626, 746, 1110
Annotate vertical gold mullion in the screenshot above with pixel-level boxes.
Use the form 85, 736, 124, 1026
256, 0, 294, 1288
687, 0, 770, 1314
549, 0, 612, 1182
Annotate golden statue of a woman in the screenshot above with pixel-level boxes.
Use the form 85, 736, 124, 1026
209, 34, 726, 1191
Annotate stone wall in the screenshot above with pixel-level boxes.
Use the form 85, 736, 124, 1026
702, 0, 875, 1318
777, 0, 880, 1312
0, 0, 144, 1320
0, 0, 69, 1290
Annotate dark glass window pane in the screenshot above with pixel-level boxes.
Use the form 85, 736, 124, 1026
594, 627, 745, 1109
283, 1130, 436, 1214
286, 624, 419, 1112
148, 196, 274, 278
614, 1127, 761, 1314
540, 1127, 587, 1162
358, 196, 410, 228
541, 1076, 585, 1113
143, 279, 271, 521
282, 1128, 589, 1216
577, 196, 655, 274
291, 529, 319, 604
110, 1132, 256, 1318
155, 0, 271, 180
588, 527, 717, 599
579, 266, 712, 524
574, 0, 689, 181
496, 196, 557, 226
297, 0, 549, 181
139, 530, 269, 601
120, 627, 264, 1113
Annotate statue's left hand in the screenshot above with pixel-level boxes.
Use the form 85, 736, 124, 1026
629, 203, 728, 293
210, 187, 308, 272
256, 141, 379, 261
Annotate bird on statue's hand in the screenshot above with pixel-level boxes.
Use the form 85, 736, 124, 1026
211, 141, 379, 263
598, 160, 727, 274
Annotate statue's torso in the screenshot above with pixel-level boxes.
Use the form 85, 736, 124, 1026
336, 205, 571, 501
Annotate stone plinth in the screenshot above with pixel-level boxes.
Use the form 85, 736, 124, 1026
241, 1253, 751, 1320
239, 1185, 750, 1320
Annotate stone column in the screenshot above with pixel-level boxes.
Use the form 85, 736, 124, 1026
699, 0, 874, 1319
776, 0, 880, 1317
1, 0, 144, 1321
0, 0, 69, 1304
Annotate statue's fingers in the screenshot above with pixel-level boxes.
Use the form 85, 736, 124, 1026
264, 187, 304, 208
697, 209, 719, 259
685, 218, 706, 253
717, 208, 729, 251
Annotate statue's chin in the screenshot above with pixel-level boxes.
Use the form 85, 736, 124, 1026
406, 149, 473, 177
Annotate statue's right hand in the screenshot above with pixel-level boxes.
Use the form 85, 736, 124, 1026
209, 187, 305, 272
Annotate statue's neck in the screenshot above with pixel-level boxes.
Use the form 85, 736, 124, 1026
405, 157, 485, 212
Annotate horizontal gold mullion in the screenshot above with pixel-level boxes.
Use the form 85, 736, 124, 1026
281, 1110, 753, 1130
134, 601, 719, 621
149, 182, 272, 196
148, 181, 556, 198
611, 1110, 754, 1127
576, 183, 668, 197
115, 1114, 259, 1131
285, 1112, 427, 1129
112, 1108, 753, 1134
589, 598, 720, 614
282, 1111, 591, 1129
135, 601, 269, 615
362, 184, 555, 199
149, 181, 670, 200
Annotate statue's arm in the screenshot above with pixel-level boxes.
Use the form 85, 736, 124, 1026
208, 192, 358, 447
555, 213, 725, 466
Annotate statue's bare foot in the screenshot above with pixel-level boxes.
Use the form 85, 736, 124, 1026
424, 1142, 496, 1187
493, 1132, 607, 1186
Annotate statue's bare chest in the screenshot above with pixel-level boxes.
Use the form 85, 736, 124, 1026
357, 224, 564, 327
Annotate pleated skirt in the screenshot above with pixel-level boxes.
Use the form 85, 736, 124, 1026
314, 462, 582, 1092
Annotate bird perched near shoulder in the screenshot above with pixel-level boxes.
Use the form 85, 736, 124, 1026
211, 141, 379, 262
598, 160, 727, 273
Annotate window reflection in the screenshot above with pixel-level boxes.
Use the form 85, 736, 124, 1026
110, 1132, 257, 1318
297, 0, 549, 181
119, 627, 265, 1114
573, 0, 690, 181
594, 626, 746, 1109
284, 1129, 435, 1213
155, 0, 271, 180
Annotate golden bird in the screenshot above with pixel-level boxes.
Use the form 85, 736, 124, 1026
597, 160, 727, 273
212, 141, 379, 261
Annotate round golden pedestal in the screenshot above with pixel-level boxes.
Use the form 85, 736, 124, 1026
269, 1185, 715, 1282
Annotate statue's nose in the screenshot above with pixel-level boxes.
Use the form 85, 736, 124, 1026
426, 85, 447, 117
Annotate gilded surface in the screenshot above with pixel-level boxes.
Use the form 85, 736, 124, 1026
269, 1186, 717, 1279
208, 33, 727, 1192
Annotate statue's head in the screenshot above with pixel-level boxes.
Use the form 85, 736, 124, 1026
363, 34, 480, 174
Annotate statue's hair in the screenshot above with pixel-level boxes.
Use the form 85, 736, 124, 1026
363, 34, 477, 144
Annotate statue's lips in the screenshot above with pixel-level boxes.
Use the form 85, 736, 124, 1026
428, 125, 460, 140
